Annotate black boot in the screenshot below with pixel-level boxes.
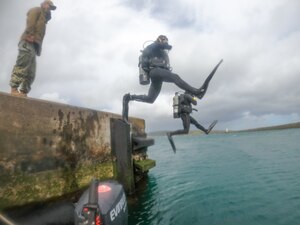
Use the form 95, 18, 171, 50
122, 93, 132, 123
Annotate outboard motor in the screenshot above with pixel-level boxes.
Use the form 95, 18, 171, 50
74, 180, 128, 225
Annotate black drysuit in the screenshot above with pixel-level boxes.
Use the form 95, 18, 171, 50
131, 42, 202, 103
170, 93, 208, 136
122, 40, 222, 122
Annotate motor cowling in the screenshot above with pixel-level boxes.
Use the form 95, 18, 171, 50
74, 180, 128, 225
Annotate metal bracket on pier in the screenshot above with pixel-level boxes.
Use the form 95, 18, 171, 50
132, 136, 154, 151
110, 119, 135, 194
110, 118, 156, 192
131, 135, 155, 183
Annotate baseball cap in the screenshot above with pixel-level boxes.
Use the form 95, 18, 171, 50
43, 0, 57, 10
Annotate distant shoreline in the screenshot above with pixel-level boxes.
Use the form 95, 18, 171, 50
148, 122, 300, 136
233, 121, 300, 133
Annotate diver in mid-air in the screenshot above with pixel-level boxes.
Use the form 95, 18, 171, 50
122, 35, 223, 122
167, 91, 218, 153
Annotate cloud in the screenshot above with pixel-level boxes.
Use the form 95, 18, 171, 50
39, 92, 69, 104
1, 0, 299, 132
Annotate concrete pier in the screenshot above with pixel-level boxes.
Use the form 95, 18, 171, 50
0, 92, 154, 209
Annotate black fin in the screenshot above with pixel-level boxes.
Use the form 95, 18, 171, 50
197, 59, 223, 99
206, 120, 218, 134
167, 132, 177, 153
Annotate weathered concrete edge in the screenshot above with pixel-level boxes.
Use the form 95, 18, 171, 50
0, 91, 146, 209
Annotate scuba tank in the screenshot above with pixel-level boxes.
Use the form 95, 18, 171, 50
138, 54, 150, 85
173, 92, 180, 118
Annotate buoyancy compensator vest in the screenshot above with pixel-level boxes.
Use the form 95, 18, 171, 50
148, 50, 170, 70
173, 93, 194, 118
138, 41, 171, 85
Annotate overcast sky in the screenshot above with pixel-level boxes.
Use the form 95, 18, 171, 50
1, 0, 300, 132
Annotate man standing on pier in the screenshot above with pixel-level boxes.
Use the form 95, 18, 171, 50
9, 0, 57, 97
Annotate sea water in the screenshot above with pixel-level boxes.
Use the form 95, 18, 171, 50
128, 129, 300, 225
4, 129, 300, 225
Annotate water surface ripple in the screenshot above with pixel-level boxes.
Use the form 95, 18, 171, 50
129, 129, 300, 225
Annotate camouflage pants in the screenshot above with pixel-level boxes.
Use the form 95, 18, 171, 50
10, 40, 36, 94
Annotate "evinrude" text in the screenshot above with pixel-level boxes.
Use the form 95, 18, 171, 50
110, 193, 126, 221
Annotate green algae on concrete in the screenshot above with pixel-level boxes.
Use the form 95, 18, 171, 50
134, 159, 156, 173
0, 162, 115, 210
0, 92, 153, 210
